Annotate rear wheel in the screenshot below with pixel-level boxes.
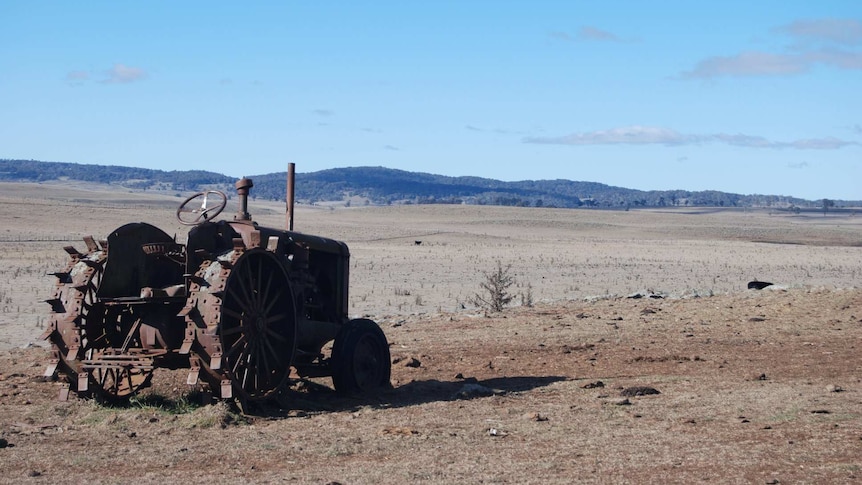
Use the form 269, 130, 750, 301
331, 319, 391, 394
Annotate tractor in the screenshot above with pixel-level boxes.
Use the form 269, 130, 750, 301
42, 172, 391, 405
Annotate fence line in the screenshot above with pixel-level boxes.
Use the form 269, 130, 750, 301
0, 236, 81, 243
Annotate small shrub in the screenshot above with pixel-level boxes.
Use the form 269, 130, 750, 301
470, 261, 515, 312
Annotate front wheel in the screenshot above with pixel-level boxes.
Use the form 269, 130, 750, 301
331, 319, 391, 394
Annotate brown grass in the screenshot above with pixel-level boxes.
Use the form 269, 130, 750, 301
0, 182, 861, 483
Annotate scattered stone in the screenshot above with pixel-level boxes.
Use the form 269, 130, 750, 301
615, 398, 632, 406
0, 438, 8, 448
454, 373, 464, 379
756, 373, 768, 381
810, 409, 831, 414
393, 356, 421, 368
488, 428, 508, 437
380, 426, 419, 436
748, 317, 766, 322
522, 412, 548, 422
28, 471, 41, 478
620, 386, 661, 397
627, 291, 665, 299
826, 384, 844, 393
582, 381, 605, 389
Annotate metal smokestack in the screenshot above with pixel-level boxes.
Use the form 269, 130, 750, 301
286, 163, 295, 231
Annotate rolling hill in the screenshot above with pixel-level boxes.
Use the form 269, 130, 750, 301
0, 159, 851, 209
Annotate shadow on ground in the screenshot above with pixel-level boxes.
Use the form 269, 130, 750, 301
246, 375, 569, 417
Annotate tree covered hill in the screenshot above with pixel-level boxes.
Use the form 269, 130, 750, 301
0, 159, 849, 209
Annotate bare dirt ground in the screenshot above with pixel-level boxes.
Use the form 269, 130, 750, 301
1, 182, 861, 483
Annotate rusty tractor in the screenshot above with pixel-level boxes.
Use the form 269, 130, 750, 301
42, 170, 391, 404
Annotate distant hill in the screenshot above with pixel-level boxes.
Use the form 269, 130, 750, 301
1, 159, 855, 210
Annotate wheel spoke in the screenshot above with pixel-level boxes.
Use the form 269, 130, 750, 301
262, 288, 285, 316
264, 325, 288, 343
234, 264, 255, 311
259, 263, 275, 309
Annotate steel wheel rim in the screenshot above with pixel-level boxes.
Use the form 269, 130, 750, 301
352, 333, 385, 390
220, 251, 295, 399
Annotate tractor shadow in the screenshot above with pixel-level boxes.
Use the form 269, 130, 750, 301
248, 375, 569, 417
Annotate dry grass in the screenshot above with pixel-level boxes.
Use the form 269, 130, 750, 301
0, 182, 861, 483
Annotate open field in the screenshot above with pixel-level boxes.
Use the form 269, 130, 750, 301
0, 181, 861, 483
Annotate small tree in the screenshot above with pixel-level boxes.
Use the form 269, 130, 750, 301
470, 261, 515, 312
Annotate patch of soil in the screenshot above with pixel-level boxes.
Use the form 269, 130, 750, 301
1, 288, 861, 483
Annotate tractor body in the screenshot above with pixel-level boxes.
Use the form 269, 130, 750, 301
42, 177, 391, 403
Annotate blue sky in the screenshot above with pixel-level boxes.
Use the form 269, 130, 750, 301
1, 1, 860, 200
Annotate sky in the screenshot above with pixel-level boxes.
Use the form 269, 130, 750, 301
1, 1, 860, 201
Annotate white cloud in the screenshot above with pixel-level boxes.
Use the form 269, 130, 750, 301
103, 64, 147, 84
578, 26, 621, 42
549, 31, 572, 42
680, 51, 809, 79
681, 18, 862, 79
775, 18, 862, 46
524, 126, 859, 150
66, 70, 89, 81
549, 26, 623, 43
65, 70, 89, 86
526, 126, 700, 146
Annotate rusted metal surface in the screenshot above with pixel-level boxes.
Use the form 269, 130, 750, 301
43, 175, 391, 406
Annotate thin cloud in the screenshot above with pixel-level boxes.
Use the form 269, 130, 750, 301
578, 26, 621, 42
65, 70, 89, 86
788, 161, 809, 169
775, 18, 862, 46
806, 48, 862, 70
526, 126, 700, 146
680, 51, 808, 79
681, 18, 862, 79
313, 109, 334, 117
102, 63, 147, 84
66, 70, 89, 81
384, 145, 399, 151
524, 126, 859, 150
550, 26, 624, 43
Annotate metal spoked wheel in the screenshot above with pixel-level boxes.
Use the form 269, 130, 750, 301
331, 319, 391, 394
44, 242, 107, 393
220, 250, 297, 401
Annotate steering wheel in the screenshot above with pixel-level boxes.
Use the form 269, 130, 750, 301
176, 190, 228, 226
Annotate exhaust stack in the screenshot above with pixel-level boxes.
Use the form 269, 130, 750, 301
286, 163, 295, 231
